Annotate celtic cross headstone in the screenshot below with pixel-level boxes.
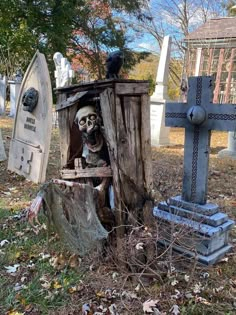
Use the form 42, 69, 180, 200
154, 76, 235, 265
166, 76, 236, 203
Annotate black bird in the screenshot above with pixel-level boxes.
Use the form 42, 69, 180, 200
180, 77, 188, 93
105, 50, 124, 79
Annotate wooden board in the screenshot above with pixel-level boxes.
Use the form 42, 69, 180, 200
60, 166, 112, 179
8, 51, 52, 183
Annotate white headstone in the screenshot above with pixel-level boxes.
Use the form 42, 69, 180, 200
8, 80, 22, 117
8, 51, 53, 183
150, 35, 172, 147
0, 129, 7, 161
53, 52, 74, 88
217, 131, 236, 159
0, 76, 7, 115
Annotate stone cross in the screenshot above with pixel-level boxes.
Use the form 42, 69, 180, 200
166, 76, 236, 204
53, 52, 74, 88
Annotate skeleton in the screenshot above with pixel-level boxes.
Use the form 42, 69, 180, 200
75, 105, 107, 167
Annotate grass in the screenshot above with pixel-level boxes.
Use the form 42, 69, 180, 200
1, 116, 236, 314
0, 210, 84, 315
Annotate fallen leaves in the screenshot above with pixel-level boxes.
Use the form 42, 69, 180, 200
49, 253, 66, 270
68, 284, 83, 294
135, 242, 144, 250
49, 253, 80, 270
4, 264, 20, 274
143, 299, 159, 313
6, 310, 24, 315
192, 282, 203, 294
0, 239, 9, 246
170, 304, 180, 315
82, 302, 119, 315
68, 253, 81, 269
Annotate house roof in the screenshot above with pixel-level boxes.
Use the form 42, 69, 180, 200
185, 17, 236, 41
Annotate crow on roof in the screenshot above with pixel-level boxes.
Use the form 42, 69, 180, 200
105, 50, 124, 79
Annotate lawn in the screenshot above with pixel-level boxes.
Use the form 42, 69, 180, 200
0, 116, 236, 315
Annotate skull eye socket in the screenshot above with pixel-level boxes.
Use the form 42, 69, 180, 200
89, 114, 97, 121
79, 119, 86, 126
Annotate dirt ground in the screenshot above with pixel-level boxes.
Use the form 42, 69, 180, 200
1, 116, 236, 314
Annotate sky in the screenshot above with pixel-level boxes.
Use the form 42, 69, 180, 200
126, 0, 228, 55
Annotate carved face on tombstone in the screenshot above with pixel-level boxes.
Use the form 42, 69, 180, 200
22, 87, 39, 113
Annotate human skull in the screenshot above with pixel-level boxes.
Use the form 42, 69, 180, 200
75, 106, 99, 134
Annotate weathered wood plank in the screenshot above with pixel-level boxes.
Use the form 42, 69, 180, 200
55, 79, 149, 94
141, 94, 153, 193
58, 93, 70, 168
60, 166, 112, 179
116, 95, 144, 208
56, 91, 88, 111
100, 88, 125, 240
115, 83, 149, 95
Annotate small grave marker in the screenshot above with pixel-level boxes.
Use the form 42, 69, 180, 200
0, 129, 6, 161
0, 75, 7, 115
218, 131, 236, 160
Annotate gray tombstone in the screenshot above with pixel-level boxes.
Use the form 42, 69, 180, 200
150, 35, 172, 147
0, 75, 7, 115
0, 129, 7, 161
218, 131, 236, 160
153, 76, 235, 265
8, 78, 22, 117
8, 51, 52, 183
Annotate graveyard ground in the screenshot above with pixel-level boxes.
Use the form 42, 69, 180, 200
1, 116, 236, 315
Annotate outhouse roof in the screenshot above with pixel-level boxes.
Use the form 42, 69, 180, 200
185, 17, 236, 41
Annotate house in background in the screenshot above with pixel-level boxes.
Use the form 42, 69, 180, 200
184, 17, 236, 104
184, 17, 236, 159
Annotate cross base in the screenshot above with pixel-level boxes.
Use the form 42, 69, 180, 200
153, 196, 234, 265
217, 149, 236, 160
157, 239, 232, 265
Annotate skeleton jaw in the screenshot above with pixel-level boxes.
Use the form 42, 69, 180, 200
86, 132, 104, 152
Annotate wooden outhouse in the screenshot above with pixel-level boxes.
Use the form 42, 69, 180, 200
184, 17, 236, 104
55, 79, 153, 238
